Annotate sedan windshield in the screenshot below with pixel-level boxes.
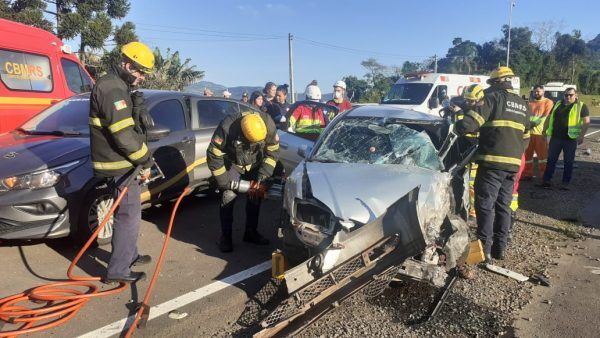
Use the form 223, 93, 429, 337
20, 96, 90, 135
382, 83, 433, 105
312, 117, 442, 171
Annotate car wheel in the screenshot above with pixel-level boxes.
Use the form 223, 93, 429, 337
78, 185, 114, 246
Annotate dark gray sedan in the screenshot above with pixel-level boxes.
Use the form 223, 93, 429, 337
0, 91, 261, 244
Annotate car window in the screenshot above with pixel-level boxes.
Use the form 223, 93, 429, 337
61, 59, 88, 94
149, 99, 186, 132
0, 49, 53, 92
20, 96, 90, 134
312, 117, 442, 171
196, 100, 239, 128
382, 83, 433, 105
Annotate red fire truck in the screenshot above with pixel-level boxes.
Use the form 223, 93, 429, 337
0, 19, 94, 133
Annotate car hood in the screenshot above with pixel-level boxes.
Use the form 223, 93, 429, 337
0, 131, 90, 177
300, 162, 439, 224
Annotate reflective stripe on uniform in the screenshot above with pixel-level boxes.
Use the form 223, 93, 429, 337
109, 117, 135, 133
211, 166, 226, 176
267, 143, 279, 151
93, 160, 133, 170
466, 110, 485, 126
89, 117, 102, 127
510, 193, 519, 212
208, 146, 224, 157
128, 143, 148, 161
264, 157, 276, 167
482, 120, 525, 131
235, 164, 253, 171
477, 154, 522, 166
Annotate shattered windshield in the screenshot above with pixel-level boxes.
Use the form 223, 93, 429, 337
311, 117, 442, 171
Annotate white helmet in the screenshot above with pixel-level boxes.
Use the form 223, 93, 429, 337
305, 84, 322, 101
333, 80, 346, 90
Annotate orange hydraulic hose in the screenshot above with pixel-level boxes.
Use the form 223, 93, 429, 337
125, 186, 191, 337
0, 182, 190, 337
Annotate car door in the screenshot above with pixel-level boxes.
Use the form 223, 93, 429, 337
145, 97, 194, 201
191, 98, 241, 183
278, 101, 339, 174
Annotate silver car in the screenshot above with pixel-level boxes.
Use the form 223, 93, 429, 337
277, 104, 475, 293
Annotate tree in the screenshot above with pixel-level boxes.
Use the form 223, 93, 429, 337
343, 75, 369, 102
144, 48, 204, 91
55, 0, 130, 64
360, 58, 387, 86
401, 61, 420, 74
445, 37, 480, 73
0, 0, 53, 31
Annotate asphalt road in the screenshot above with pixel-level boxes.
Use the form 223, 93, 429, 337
0, 193, 284, 337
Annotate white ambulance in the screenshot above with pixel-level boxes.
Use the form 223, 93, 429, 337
538, 82, 576, 102
382, 72, 521, 116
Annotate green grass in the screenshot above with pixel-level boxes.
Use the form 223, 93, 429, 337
579, 94, 600, 116
519, 88, 600, 116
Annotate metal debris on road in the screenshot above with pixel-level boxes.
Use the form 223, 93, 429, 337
168, 310, 189, 320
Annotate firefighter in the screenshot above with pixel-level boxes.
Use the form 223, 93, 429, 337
453, 66, 531, 262
89, 41, 155, 283
207, 111, 280, 253
452, 84, 484, 219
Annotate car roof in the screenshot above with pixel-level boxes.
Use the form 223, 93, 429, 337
346, 105, 445, 123
68, 90, 251, 105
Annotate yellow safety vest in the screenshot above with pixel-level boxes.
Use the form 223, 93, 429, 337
547, 100, 583, 139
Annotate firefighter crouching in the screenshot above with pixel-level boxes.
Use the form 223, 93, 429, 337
207, 111, 280, 253
453, 66, 531, 263
89, 41, 155, 283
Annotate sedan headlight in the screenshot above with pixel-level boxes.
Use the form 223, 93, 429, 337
0, 160, 83, 192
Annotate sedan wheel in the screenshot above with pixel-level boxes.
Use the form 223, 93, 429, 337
88, 194, 114, 243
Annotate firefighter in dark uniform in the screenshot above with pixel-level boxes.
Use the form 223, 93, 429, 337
89, 41, 155, 283
453, 66, 531, 262
207, 111, 280, 252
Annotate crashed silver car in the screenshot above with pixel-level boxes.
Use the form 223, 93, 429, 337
278, 105, 476, 293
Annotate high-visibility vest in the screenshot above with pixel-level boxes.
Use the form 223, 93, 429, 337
547, 100, 583, 139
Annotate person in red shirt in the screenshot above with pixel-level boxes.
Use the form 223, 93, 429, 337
327, 80, 352, 119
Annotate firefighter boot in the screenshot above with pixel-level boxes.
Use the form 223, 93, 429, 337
243, 230, 269, 245
219, 234, 233, 253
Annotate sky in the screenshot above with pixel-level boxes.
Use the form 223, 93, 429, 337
112, 0, 598, 92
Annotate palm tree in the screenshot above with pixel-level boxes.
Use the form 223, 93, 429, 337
145, 48, 204, 91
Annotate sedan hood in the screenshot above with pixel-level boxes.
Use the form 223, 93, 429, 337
304, 162, 437, 224
0, 131, 89, 177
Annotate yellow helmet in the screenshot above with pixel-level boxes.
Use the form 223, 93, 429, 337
241, 114, 267, 143
463, 84, 484, 101
489, 66, 514, 80
121, 41, 155, 74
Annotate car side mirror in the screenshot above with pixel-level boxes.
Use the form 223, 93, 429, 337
429, 96, 439, 109
298, 145, 313, 159
147, 125, 170, 141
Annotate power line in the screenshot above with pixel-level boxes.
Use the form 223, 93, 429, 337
134, 22, 285, 39
137, 35, 283, 43
294, 36, 431, 59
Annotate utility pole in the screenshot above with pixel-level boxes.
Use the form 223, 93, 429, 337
571, 58, 576, 83
506, 0, 515, 66
434, 54, 438, 73
288, 33, 296, 103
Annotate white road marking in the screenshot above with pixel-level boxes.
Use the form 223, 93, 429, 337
79, 260, 271, 338
584, 129, 600, 137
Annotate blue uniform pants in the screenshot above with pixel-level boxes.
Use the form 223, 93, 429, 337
474, 166, 516, 254
543, 137, 578, 184
106, 173, 141, 278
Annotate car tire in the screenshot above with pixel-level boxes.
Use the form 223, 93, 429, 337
77, 184, 114, 246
